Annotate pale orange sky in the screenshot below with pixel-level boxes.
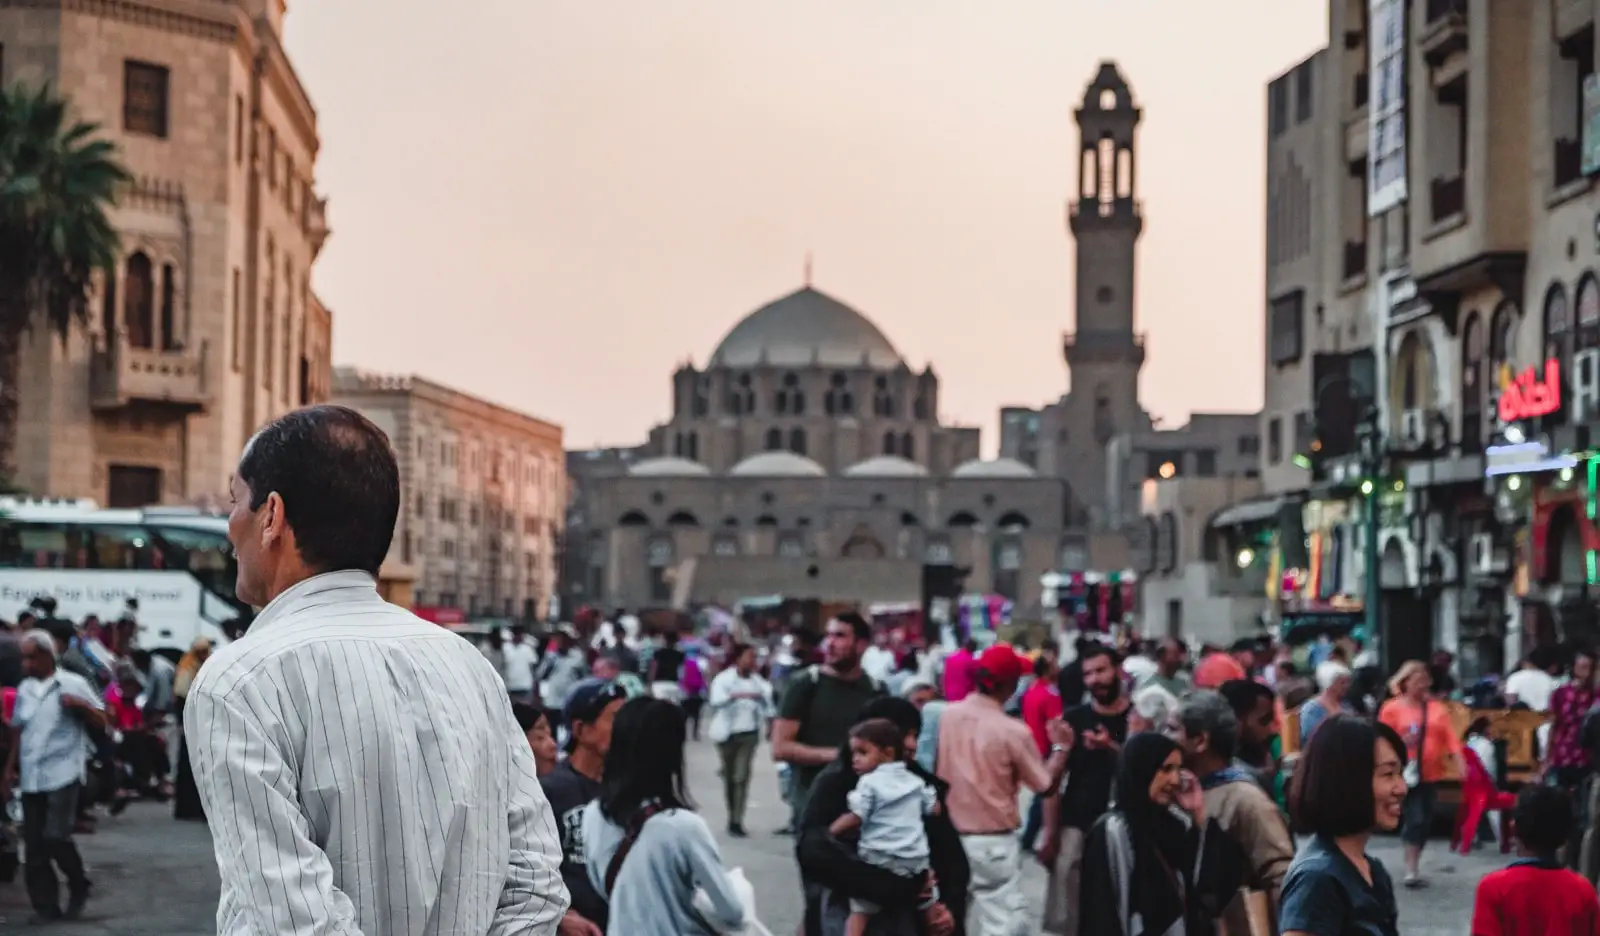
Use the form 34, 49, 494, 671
283, 2, 1327, 452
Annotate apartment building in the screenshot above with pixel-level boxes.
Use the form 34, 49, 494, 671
331, 369, 566, 622
1, 0, 333, 507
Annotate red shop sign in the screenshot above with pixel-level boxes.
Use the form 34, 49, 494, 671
1498, 358, 1562, 423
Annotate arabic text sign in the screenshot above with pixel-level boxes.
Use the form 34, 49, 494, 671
1499, 359, 1562, 424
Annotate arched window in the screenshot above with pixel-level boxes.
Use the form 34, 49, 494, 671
100, 265, 117, 339
882, 431, 897, 455
825, 373, 854, 416
673, 433, 684, 456
872, 375, 895, 417
1490, 301, 1517, 369
685, 431, 698, 461
160, 263, 178, 350
789, 427, 806, 455
124, 252, 155, 349
1461, 313, 1483, 449
913, 395, 929, 420
1577, 274, 1600, 352
1544, 283, 1570, 366
765, 428, 783, 451
901, 432, 914, 460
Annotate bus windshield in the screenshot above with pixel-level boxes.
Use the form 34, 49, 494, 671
148, 524, 240, 608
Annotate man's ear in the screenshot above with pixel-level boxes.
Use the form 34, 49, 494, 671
261, 491, 287, 547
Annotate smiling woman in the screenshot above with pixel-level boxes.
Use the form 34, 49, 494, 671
1279, 715, 1407, 936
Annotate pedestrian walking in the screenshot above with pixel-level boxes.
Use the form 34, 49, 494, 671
708, 642, 774, 837
1279, 713, 1406, 936
1, 629, 104, 922
185, 404, 567, 934
1377, 660, 1464, 888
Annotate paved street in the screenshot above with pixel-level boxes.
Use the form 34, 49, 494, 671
1, 733, 1509, 934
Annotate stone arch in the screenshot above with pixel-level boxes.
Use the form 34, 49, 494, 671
666, 510, 699, 527
841, 523, 886, 559
947, 510, 979, 528
618, 510, 650, 527
995, 510, 1031, 532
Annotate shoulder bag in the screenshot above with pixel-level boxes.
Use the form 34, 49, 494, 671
603, 803, 668, 897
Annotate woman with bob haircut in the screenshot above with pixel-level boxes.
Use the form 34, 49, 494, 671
1279, 714, 1407, 936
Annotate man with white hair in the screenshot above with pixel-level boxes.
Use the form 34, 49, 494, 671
1298, 660, 1353, 747
1, 628, 107, 922
1127, 683, 1180, 734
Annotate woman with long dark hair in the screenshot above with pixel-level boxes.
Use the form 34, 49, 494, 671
1077, 732, 1242, 936
581, 697, 748, 935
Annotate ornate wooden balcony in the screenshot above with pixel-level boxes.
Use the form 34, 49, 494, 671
90, 332, 209, 412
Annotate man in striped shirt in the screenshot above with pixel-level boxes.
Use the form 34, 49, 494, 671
186, 405, 568, 935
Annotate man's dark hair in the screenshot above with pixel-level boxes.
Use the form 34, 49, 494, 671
238, 404, 400, 576
1288, 713, 1407, 837
1219, 678, 1275, 717
834, 611, 871, 642
1514, 785, 1571, 855
1078, 642, 1120, 669
1033, 655, 1053, 677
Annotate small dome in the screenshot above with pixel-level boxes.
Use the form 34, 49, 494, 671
844, 455, 929, 478
709, 286, 903, 369
627, 456, 711, 477
728, 451, 827, 477
949, 457, 1038, 479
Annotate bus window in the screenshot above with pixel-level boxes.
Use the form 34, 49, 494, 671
87, 526, 164, 570
150, 525, 238, 604
9, 524, 93, 569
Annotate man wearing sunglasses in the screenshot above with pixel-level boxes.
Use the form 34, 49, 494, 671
542, 678, 628, 935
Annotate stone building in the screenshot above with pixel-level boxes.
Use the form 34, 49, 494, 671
0, 0, 332, 506
570, 285, 1075, 614
332, 369, 566, 621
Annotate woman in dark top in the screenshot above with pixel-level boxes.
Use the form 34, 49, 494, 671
1078, 732, 1242, 936
796, 696, 967, 936
1279, 714, 1407, 936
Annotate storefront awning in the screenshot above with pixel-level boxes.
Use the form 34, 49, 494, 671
1210, 496, 1285, 529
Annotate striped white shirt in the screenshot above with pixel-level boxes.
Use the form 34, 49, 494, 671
186, 571, 567, 935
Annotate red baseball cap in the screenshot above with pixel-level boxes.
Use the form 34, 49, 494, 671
1194, 652, 1248, 689
976, 644, 1026, 685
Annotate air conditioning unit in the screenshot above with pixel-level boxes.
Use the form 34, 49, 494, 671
1401, 409, 1427, 447
1575, 349, 1600, 422
1469, 532, 1507, 575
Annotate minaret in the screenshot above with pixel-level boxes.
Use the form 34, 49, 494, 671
1066, 61, 1147, 443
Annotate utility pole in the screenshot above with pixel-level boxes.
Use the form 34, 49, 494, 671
1357, 410, 1383, 650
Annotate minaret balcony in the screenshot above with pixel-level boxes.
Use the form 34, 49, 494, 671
1063, 330, 1147, 367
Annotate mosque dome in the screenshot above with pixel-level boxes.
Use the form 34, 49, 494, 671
627, 456, 711, 477
728, 451, 828, 477
950, 457, 1038, 479
709, 286, 903, 369
843, 455, 929, 478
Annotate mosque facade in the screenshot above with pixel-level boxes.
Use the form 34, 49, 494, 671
569, 285, 1077, 615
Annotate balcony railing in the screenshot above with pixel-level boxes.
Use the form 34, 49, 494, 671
1420, 0, 1468, 66
1352, 72, 1369, 110
1430, 175, 1466, 224
1342, 240, 1369, 280
1555, 137, 1584, 189
89, 332, 209, 412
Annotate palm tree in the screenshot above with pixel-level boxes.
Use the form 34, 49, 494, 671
0, 83, 130, 484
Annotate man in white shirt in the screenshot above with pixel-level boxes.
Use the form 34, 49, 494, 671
1504, 655, 1560, 712
503, 628, 540, 703
861, 633, 897, 682
186, 405, 568, 935
2, 628, 107, 922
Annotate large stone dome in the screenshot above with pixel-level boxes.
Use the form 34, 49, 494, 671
709, 286, 902, 369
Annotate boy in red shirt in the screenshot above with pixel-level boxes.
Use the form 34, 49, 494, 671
1471, 785, 1600, 936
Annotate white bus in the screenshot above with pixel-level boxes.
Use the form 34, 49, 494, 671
0, 497, 245, 659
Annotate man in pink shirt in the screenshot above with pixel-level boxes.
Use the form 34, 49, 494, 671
941, 639, 979, 702
938, 644, 1071, 936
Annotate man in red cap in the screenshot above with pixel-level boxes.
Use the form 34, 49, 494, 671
937, 643, 1072, 936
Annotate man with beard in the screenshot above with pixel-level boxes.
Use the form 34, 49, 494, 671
1220, 679, 1282, 796
1037, 643, 1130, 936
774, 612, 885, 932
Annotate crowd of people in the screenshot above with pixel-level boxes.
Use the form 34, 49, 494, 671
7, 402, 1600, 936
0, 595, 217, 922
